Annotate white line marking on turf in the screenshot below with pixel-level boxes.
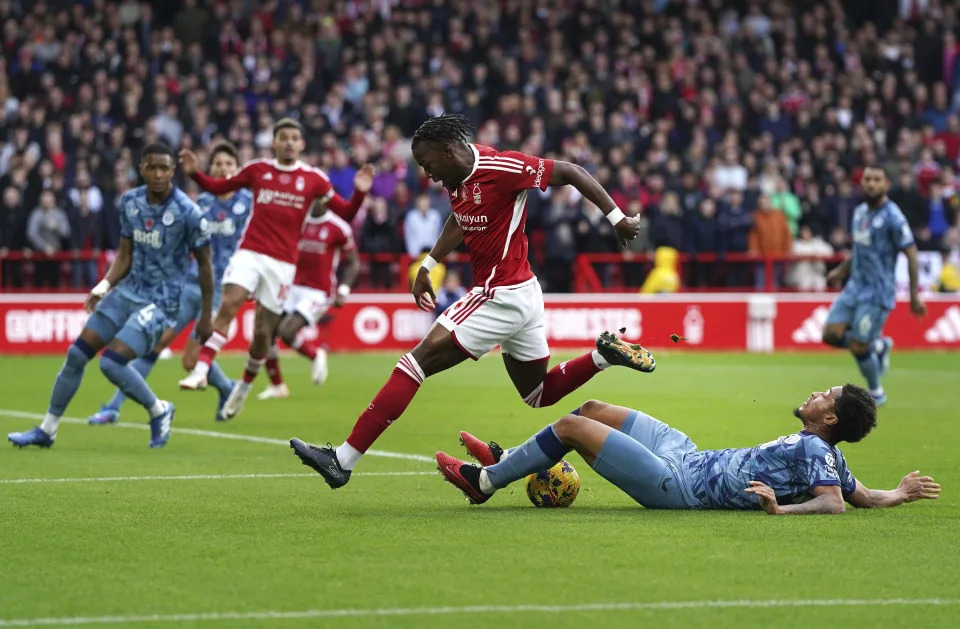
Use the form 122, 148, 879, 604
0, 471, 436, 485
0, 598, 956, 626
0, 409, 433, 463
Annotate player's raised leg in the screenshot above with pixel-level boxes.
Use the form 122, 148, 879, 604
290, 323, 469, 488
8, 326, 109, 448
181, 332, 235, 421
180, 282, 248, 389
823, 296, 889, 405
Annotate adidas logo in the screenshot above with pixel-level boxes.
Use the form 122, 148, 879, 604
924, 306, 960, 343
791, 306, 830, 343
263, 172, 274, 180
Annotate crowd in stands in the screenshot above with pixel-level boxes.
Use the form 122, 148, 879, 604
1, 0, 960, 292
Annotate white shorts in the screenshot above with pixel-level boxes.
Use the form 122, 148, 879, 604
283, 284, 331, 326
221, 249, 296, 315
437, 278, 548, 362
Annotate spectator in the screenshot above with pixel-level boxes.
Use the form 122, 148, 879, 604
542, 187, 580, 292
935, 245, 960, 293
435, 268, 466, 315
718, 190, 755, 288
361, 198, 401, 288
640, 247, 680, 294
650, 191, 684, 250
770, 177, 802, 236
407, 247, 445, 297
67, 170, 104, 288
748, 194, 792, 290
403, 194, 443, 258
890, 171, 928, 232
328, 150, 357, 199
1, 185, 28, 287
685, 198, 721, 287
26, 189, 70, 288
711, 148, 748, 193
925, 182, 958, 250
788, 224, 834, 291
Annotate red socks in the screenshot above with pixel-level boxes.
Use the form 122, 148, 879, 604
522, 352, 603, 408
344, 353, 424, 452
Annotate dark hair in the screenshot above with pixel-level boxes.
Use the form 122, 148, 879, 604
210, 141, 239, 163
862, 164, 888, 180
412, 114, 475, 148
832, 384, 877, 443
273, 117, 303, 137
141, 143, 175, 162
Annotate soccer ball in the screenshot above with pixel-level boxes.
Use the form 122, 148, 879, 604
525, 460, 580, 508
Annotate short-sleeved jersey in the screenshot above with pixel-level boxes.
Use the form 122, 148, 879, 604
447, 144, 554, 291
681, 431, 857, 510
218, 159, 336, 265
187, 190, 253, 286
293, 212, 355, 293
116, 186, 210, 316
846, 200, 914, 310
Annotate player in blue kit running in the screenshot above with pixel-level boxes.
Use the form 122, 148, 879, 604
822, 166, 926, 405
8, 143, 214, 449
87, 142, 252, 424
437, 388, 940, 514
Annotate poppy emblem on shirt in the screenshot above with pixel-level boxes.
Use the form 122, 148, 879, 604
144, 218, 154, 229
218, 211, 227, 221
279, 174, 291, 185
296, 176, 305, 191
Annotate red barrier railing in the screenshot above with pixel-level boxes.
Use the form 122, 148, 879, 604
0, 249, 845, 293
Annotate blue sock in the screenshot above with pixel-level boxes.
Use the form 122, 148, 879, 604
48, 339, 96, 416
100, 350, 159, 413
854, 350, 882, 392
104, 351, 159, 411
207, 361, 233, 396
485, 424, 571, 489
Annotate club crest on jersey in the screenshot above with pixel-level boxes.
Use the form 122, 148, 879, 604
161, 211, 175, 226
232, 202, 246, 215
296, 176, 305, 191
872, 215, 884, 229
473, 183, 482, 204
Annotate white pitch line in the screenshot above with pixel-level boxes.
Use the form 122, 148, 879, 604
0, 409, 433, 463
0, 598, 956, 627
0, 471, 436, 485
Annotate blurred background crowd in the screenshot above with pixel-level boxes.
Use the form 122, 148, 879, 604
1, 0, 960, 292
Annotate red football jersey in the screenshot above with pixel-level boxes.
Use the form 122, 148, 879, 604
191, 159, 336, 265
448, 145, 554, 290
293, 212, 355, 293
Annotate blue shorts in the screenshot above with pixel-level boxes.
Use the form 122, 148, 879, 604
825, 290, 890, 344
174, 282, 219, 335
85, 290, 172, 356
590, 410, 700, 509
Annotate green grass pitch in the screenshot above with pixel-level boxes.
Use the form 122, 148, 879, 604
1, 350, 958, 628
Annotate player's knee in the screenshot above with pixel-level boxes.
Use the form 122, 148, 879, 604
65, 339, 95, 371
277, 323, 298, 346
578, 400, 605, 418
99, 350, 127, 379
552, 414, 586, 444
822, 329, 842, 347
849, 339, 870, 356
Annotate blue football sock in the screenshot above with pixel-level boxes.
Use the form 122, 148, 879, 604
485, 424, 571, 489
48, 339, 96, 416
100, 350, 159, 413
207, 361, 233, 396
104, 351, 159, 411
854, 350, 882, 392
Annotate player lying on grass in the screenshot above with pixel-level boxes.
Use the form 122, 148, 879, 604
437, 385, 941, 514
289, 114, 654, 489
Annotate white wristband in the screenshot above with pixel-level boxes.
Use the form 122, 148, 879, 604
91, 279, 111, 298
421, 255, 438, 272
606, 207, 626, 226
337, 284, 351, 297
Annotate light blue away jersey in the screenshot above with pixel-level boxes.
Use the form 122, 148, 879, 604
116, 186, 211, 316
682, 432, 857, 510
846, 200, 914, 310
187, 190, 253, 285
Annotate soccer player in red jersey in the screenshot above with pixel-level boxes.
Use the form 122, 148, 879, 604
291, 114, 655, 489
176, 118, 373, 419
258, 208, 359, 400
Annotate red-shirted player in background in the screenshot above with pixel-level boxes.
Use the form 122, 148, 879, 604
291, 114, 654, 489
258, 209, 359, 400
176, 119, 373, 419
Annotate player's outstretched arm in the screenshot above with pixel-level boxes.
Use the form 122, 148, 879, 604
84, 237, 133, 313
548, 161, 639, 247
192, 244, 215, 342
846, 472, 940, 509
745, 481, 846, 515
312, 164, 374, 221
180, 150, 250, 195
413, 214, 463, 311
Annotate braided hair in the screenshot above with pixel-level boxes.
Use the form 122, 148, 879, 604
412, 114, 475, 148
